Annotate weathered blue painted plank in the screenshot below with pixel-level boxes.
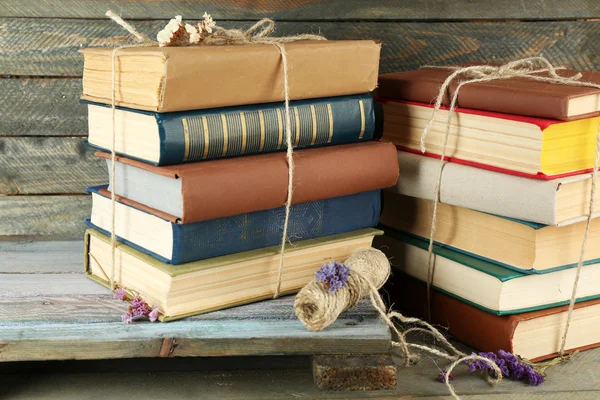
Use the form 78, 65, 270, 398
0, 264, 390, 362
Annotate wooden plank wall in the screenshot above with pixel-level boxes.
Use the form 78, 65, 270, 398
1, 1, 599, 238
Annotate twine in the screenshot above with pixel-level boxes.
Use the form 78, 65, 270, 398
294, 248, 501, 400
419, 57, 600, 356
104, 11, 325, 298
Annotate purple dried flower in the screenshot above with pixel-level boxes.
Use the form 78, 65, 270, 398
149, 308, 159, 322
118, 293, 157, 323
315, 261, 350, 294
130, 295, 146, 309
461, 350, 545, 387
122, 310, 133, 324
525, 365, 544, 386
436, 370, 455, 383
114, 288, 127, 301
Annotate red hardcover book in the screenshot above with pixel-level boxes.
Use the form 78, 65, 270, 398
387, 273, 600, 362
379, 98, 600, 179
378, 67, 600, 121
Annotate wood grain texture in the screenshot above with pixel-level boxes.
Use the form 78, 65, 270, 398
2, 19, 600, 76
312, 355, 397, 391
0, 137, 106, 194
0, 240, 83, 273
1, 0, 599, 20
0, 196, 90, 237
0, 79, 86, 137
0, 283, 390, 362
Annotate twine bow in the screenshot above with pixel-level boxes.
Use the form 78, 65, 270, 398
419, 57, 600, 357
104, 11, 326, 301
207, 18, 324, 45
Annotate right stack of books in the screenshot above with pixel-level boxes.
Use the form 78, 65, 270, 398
375, 67, 600, 361
79, 40, 399, 321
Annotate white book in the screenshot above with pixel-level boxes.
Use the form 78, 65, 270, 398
389, 150, 600, 226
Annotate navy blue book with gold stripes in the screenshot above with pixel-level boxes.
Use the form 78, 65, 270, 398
84, 93, 379, 166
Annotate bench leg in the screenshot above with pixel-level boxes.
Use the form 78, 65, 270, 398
312, 354, 397, 391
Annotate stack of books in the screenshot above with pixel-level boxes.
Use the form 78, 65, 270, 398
375, 67, 600, 361
79, 40, 400, 321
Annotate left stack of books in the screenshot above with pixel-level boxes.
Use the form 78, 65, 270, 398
79, 40, 399, 321
375, 67, 600, 361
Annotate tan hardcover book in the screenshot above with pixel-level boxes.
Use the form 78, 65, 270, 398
380, 191, 600, 273
80, 41, 381, 112
85, 227, 381, 321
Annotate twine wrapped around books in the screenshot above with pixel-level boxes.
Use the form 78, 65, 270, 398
419, 57, 600, 356
104, 11, 326, 298
294, 248, 502, 400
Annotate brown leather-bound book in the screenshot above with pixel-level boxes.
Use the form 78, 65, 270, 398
387, 273, 600, 362
378, 67, 600, 120
96, 141, 399, 223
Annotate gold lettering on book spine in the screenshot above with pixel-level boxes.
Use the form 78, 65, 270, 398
176, 104, 334, 161
276, 109, 283, 149
294, 107, 301, 147
201, 116, 210, 159
240, 112, 247, 154
221, 114, 229, 157
310, 105, 317, 145
258, 110, 266, 152
327, 104, 333, 143
182, 118, 190, 161
358, 100, 366, 139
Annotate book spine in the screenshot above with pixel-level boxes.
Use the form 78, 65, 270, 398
391, 150, 559, 225
170, 190, 381, 264
157, 94, 376, 165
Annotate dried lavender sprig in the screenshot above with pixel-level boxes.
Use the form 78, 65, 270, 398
315, 260, 350, 294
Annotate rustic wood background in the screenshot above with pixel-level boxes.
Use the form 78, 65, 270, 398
1, 0, 599, 238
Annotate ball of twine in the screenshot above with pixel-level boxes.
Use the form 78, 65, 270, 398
294, 248, 390, 332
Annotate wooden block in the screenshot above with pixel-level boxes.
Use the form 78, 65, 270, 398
312, 354, 396, 391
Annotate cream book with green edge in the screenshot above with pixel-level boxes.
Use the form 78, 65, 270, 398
85, 228, 381, 321
375, 229, 600, 315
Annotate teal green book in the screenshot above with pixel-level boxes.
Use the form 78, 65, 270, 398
84, 93, 379, 166
376, 228, 600, 316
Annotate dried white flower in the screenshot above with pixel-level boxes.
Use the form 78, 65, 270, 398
157, 15, 184, 46
202, 12, 216, 34
185, 23, 201, 44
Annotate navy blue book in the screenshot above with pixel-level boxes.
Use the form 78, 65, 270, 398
85, 93, 380, 166
86, 185, 381, 264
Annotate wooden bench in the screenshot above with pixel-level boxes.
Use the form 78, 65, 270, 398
0, 240, 396, 391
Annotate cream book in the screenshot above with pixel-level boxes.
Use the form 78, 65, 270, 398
380, 191, 600, 273
380, 99, 600, 177
391, 150, 600, 226
375, 231, 600, 315
85, 228, 381, 321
